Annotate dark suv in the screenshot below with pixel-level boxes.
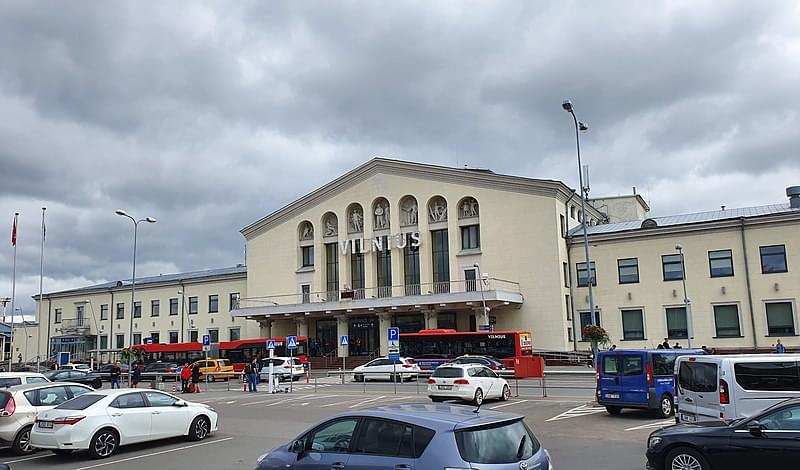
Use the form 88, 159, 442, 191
447, 355, 507, 370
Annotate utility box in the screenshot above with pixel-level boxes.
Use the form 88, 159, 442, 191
513, 356, 545, 378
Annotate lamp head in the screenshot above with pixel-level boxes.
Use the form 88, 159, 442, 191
473, 263, 480, 268
115, 209, 129, 217
675, 244, 683, 251
145, 217, 157, 223
579, 121, 589, 132
562, 100, 573, 112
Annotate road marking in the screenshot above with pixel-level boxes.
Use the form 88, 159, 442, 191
225, 400, 236, 404
4, 454, 52, 464
490, 399, 529, 410
71, 437, 234, 470
348, 395, 387, 408
546, 404, 607, 422
320, 397, 376, 408
625, 420, 674, 431
351, 396, 412, 408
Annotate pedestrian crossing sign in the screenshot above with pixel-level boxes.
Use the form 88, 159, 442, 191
287, 335, 298, 350
266, 339, 277, 350
340, 335, 349, 346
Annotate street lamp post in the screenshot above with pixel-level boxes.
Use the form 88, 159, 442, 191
676, 244, 693, 348
472, 264, 490, 330
115, 210, 156, 386
562, 100, 598, 363
84, 300, 102, 369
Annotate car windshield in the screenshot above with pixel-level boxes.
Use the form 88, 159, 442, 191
55, 394, 105, 410
433, 367, 463, 378
456, 419, 540, 464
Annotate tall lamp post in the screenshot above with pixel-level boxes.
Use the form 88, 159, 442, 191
115, 210, 157, 386
675, 244, 693, 348
473, 263, 490, 330
562, 100, 598, 362
84, 300, 102, 368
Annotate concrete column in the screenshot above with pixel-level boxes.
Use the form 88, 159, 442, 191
336, 315, 349, 358
259, 319, 273, 338
424, 310, 438, 329
296, 318, 308, 338
378, 313, 392, 356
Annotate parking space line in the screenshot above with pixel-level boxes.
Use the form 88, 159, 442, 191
320, 397, 376, 408
546, 404, 607, 422
490, 399, 529, 410
3, 454, 52, 464
71, 437, 234, 470
624, 420, 674, 431
348, 396, 387, 408
350, 396, 411, 408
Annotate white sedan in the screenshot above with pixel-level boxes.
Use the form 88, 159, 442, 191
259, 357, 304, 382
352, 357, 420, 382
427, 364, 511, 405
31, 389, 218, 459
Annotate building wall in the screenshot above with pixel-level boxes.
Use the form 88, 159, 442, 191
590, 195, 649, 224
10, 323, 40, 363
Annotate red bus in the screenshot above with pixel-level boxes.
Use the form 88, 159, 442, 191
220, 336, 308, 372
399, 329, 533, 370
132, 343, 206, 365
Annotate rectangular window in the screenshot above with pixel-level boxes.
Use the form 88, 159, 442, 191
229, 327, 241, 342
662, 254, 684, 281
621, 309, 645, 340
150, 332, 160, 344
708, 249, 734, 277
133, 301, 141, 318
563, 262, 570, 288
208, 295, 219, 313
151, 300, 160, 317
301, 245, 314, 268
766, 302, 795, 336
734, 362, 800, 391
576, 262, 596, 287
713, 304, 741, 337
188, 296, 198, 315
652, 354, 676, 376
229, 293, 240, 311
350, 240, 365, 296
116, 303, 124, 319
431, 229, 450, 293
55, 308, 62, 323
403, 233, 421, 294
665, 307, 688, 339
760, 245, 788, 273
115, 334, 124, 349
579, 311, 601, 340
560, 215, 566, 237
465, 269, 477, 292
301, 285, 311, 304
567, 327, 573, 342
565, 295, 572, 321
189, 330, 198, 343
460, 224, 480, 250
376, 236, 392, 296
133, 333, 142, 345
325, 242, 339, 299
169, 298, 178, 315
99, 335, 109, 350
208, 329, 219, 344
76, 305, 85, 321
169, 331, 179, 344
678, 362, 717, 393
602, 355, 619, 375
617, 258, 639, 284
100, 304, 109, 321
437, 312, 456, 330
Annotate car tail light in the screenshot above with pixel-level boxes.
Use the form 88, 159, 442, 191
454, 379, 469, 385
719, 378, 730, 405
490, 364, 499, 370
595, 362, 600, 382
427, 378, 436, 384
674, 374, 678, 398
1, 397, 16, 417
402, 364, 412, 368
646, 362, 653, 386
53, 416, 85, 425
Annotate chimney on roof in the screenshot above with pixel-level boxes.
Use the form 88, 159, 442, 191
788, 186, 800, 209
632, 186, 636, 195
721, 205, 726, 211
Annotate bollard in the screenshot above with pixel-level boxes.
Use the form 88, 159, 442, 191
314, 377, 318, 393
515, 378, 520, 398
542, 374, 547, 398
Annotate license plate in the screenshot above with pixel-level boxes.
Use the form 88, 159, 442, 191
605, 393, 620, 399
680, 413, 696, 422
438, 385, 453, 390
38, 421, 53, 429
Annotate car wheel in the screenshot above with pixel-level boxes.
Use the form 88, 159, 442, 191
12, 424, 34, 455
500, 384, 511, 401
89, 428, 119, 459
657, 394, 674, 418
93, 379, 102, 389
189, 415, 211, 442
666, 446, 708, 470
473, 388, 484, 406
606, 406, 622, 415
353, 374, 363, 382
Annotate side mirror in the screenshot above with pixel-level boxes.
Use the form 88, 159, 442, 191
173, 400, 188, 407
289, 439, 305, 454
747, 424, 765, 437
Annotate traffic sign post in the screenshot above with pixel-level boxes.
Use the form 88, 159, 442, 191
266, 339, 275, 393
202, 335, 211, 387
287, 336, 297, 393
340, 335, 349, 384
387, 327, 401, 393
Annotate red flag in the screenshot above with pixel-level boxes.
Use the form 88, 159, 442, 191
11, 214, 17, 246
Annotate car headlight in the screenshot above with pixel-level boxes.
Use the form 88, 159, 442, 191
256, 452, 270, 465
648, 437, 662, 449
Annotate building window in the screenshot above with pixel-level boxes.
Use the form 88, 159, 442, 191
54, 308, 62, 323
116, 303, 124, 319
99, 335, 109, 350
229, 293, 240, 311
460, 225, 480, 250
568, 327, 573, 342
189, 330, 199, 343
570, 206, 576, 219
76, 305, 85, 322
376, 236, 392, 297
563, 262, 570, 288
662, 254, 684, 281
576, 262, 596, 287
133, 301, 141, 319
403, 233, 420, 295
325, 242, 339, 300
169, 331, 179, 344
464, 269, 477, 292
208, 295, 219, 313
431, 229, 450, 293
579, 311, 601, 340
565, 295, 572, 321
766, 302, 795, 336
709, 249, 734, 278
151, 300, 160, 317
350, 239, 365, 298
208, 329, 219, 344
393, 314, 425, 334
437, 313, 456, 330
713, 304, 741, 337
301, 285, 311, 304
665, 307, 688, 339
188, 297, 198, 315
560, 215, 566, 237
115, 334, 124, 349
169, 298, 178, 316
150, 332, 160, 344
617, 258, 639, 284
760, 245, 788, 273
100, 304, 109, 321
301, 245, 314, 268
621, 309, 645, 340
133, 333, 142, 345
229, 328, 241, 342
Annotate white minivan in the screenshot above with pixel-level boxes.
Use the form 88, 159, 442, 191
675, 354, 800, 423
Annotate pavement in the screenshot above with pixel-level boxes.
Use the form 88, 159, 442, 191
1, 375, 662, 470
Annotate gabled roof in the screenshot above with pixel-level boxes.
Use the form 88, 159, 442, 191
240, 157, 579, 239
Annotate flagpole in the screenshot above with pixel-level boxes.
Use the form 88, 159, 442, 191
38, 208, 46, 369
9, 213, 19, 372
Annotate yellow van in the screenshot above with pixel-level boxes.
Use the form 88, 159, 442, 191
192, 358, 235, 381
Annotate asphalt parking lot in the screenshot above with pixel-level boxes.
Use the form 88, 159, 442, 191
1, 376, 663, 470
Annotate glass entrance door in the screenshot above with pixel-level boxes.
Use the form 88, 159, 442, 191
315, 319, 338, 357
348, 317, 378, 356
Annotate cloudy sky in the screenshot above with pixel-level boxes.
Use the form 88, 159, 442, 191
1, 1, 799, 318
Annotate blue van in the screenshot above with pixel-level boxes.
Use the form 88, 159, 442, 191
596, 348, 706, 418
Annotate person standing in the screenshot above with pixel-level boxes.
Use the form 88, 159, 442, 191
608, 345, 617, 351
191, 362, 201, 393
661, 338, 671, 349
776, 339, 786, 354
110, 361, 122, 389
180, 362, 192, 393
247, 357, 258, 393
131, 363, 142, 388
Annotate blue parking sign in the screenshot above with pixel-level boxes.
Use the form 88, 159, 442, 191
287, 336, 298, 350
388, 327, 400, 341
202, 335, 210, 346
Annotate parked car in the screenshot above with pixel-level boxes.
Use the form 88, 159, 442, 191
427, 364, 511, 405
352, 357, 420, 382
255, 403, 552, 470
259, 357, 304, 382
0, 382, 93, 454
192, 359, 235, 382
446, 355, 507, 370
95, 363, 130, 382
59, 363, 93, 372
597, 348, 707, 418
0, 373, 50, 388
646, 397, 800, 470
31, 389, 219, 459
141, 362, 179, 382
44, 370, 103, 389
675, 353, 800, 423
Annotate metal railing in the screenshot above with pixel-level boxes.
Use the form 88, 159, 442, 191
60, 318, 91, 334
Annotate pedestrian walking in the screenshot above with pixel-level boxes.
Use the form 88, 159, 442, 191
180, 362, 192, 393
247, 357, 258, 392
131, 363, 142, 388
776, 339, 786, 354
191, 362, 201, 393
110, 361, 122, 389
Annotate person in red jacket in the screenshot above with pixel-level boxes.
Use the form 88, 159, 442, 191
180, 362, 192, 393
